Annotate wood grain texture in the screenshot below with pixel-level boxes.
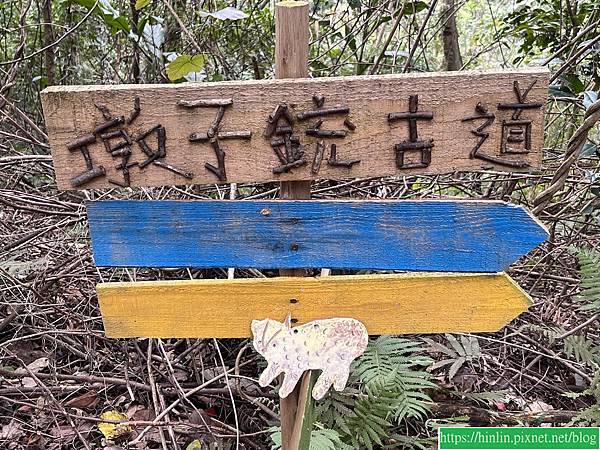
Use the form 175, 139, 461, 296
41, 68, 549, 190
97, 273, 532, 338
87, 199, 548, 272
275, 1, 309, 79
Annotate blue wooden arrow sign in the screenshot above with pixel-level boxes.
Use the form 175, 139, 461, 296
87, 200, 547, 272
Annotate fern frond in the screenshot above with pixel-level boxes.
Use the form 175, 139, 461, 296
395, 389, 433, 421
386, 434, 437, 449
310, 427, 354, 450
369, 368, 436, 422
519, 324, 565, 344
568, 372, 600, 426
314, 389, 357, 436
450, 389, 509, 406
354, 336, 432, 386
574, 247, 600, 313
563, 334, 600, 367
268, 425, 354, 450
314, 336, 437, 447
346, 377, 397, 450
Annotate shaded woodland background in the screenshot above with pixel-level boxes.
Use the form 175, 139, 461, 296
0, 0, 599, 448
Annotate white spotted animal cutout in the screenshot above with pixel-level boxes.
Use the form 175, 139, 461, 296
251, 316, 368, 400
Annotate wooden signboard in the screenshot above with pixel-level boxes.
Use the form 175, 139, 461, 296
41, 68, 549, 190
41, 3, 550, 447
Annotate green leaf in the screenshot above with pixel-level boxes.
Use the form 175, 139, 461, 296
401, 1, 429, 15
135, 0, 151, 10
186, 440, 202, 450
580, 142, 598, 158
448, 356, 466, 380
166, 54, 205, 81
564, 73, 585, 94
548, 84, 575, 98
71, 0, 130, 34
422, 337, 458, 358
429, 359, 455, 370
445, 334, 466, 356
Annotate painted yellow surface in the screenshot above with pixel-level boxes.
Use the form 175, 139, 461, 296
97, 273, 531, 338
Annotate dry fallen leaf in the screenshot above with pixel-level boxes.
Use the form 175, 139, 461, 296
50, 425, 78, 440
525, 400, 554, 413
27, 357, 49, 372
127, 404, 154, 421
0, 419, 23, 440
186, 440, 202, 450
98, 410, 132, 440
65, 391, 99, 410
21, 377, 37, 388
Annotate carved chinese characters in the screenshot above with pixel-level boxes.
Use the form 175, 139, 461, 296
463, 80, 543, 168
265, 103, 307, 174
264, 94, 360, 176
299, 94, 360, 172
388, 94, 434, 169
41, 69, 548, 189
68, 97, 194, 188
179, 98, 251, 182
499, 80, 543, 155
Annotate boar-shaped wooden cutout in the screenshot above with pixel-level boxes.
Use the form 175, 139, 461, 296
251, 317, 368, 400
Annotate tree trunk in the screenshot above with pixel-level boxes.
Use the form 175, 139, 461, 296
130, 0, 141, 83
42, 0, 55, 85
441, 0, 463, 71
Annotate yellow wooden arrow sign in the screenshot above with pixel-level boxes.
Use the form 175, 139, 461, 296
97, 272, 531, 338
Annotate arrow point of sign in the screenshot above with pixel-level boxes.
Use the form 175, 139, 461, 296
515, 203, 550, 241
477, 272, 533, 331
496, 203, 549, 270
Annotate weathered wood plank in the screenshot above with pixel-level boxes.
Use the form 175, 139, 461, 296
87, 200, 548, 272
42, 68, 549, 190
97, 273, 532, 338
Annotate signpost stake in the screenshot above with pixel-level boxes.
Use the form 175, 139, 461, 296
274, 1, 314, 449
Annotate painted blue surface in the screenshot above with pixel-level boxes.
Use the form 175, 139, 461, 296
87, 200, 548, 272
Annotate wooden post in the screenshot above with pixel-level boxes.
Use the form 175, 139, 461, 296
276, 0, 311, 203
275, 1, 314, 449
